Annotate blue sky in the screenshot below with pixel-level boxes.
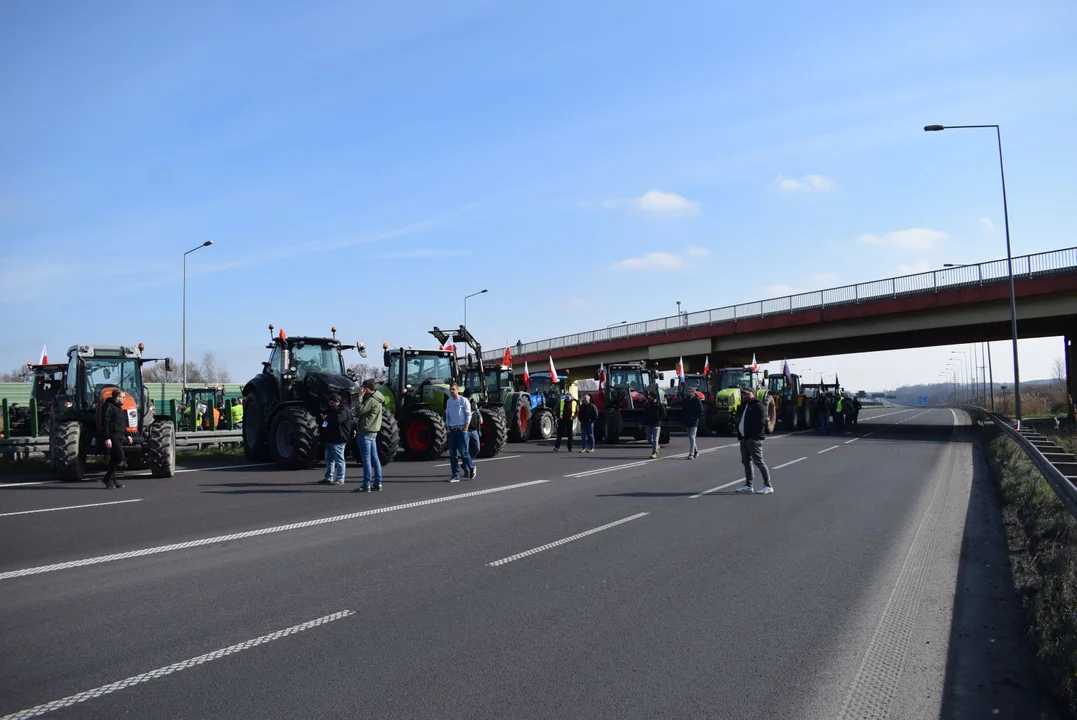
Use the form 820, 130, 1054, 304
2, 0, 1075, 390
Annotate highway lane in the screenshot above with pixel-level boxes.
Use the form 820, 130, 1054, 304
0, 407, 995, 719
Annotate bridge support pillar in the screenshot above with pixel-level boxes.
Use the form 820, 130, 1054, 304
1066, 332, 1077, 422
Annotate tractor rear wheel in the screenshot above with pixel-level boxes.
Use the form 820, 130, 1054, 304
478, 407, 508, 458
763, 396, 777, 434
604, 408, 623, 444
269, 405, 318, 469
531, 407, 556, 440
242, 393, 268, 461
377, 407, 400, 465
506, 393, 531, 443
145, 420, 176, 478
780, 401, 798, 431
401, 408, 446, 461
52, 419, 85, 481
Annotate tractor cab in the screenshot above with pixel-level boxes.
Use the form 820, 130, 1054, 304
715, 367, 765, 393
386, 349, 458, 399
676, 374, 710, 399
180, 386, 227, 430
464, 366, 513, 404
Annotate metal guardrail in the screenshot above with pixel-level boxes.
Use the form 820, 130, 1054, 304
0, 430, 243, 458
985, 410, 1077, 520
484, 246, 1077, 362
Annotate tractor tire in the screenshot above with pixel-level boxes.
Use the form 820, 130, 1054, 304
780, 401, 798, 431
604, 408, 623, 444
763, 396, 778, 434
145, 420, 176, 478
269, 405, 319, 469
377, 407, 400, 466
52, 419, 85, 481
242, 393, 269, 461
401, 408, 446, 461
531, 407, 556, 441
506, 393, 531, 443
478, 407, 508, 458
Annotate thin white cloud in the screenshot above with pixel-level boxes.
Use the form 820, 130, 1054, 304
980, 216, 996, 232
612, 246, 710, 271
809, 272, 838, 285
583, 189, 701, 217
773, 174, 836, 192
897, 259, 931, 274
857, 228, 948, 251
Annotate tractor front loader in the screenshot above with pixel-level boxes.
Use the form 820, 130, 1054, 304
430, 325, 509, 457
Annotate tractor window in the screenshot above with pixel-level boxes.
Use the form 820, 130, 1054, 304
768, 377, 787, 394
267, 347, 281, 378
292, 344, 344, 379
683, 377, 708, 393
405, 354, 454, 386
717, 370, 752, 390
464, 371, 483, 394
66, 355, 78, 397
529, 375, 552, 394
609, 369, 643, 390
84, 359, 142, 404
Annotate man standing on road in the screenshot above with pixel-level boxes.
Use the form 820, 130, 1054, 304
816, 392, 832, 435
735, 387, 774, 494
578, 393, 598, 453
642, 391, 666, 459
319, 392, 354, 486
445, 382, 476, 482
682, 389, 703, 459
354, 381, 384, 492
101, 388, 131, 489
553, 390, 578, 452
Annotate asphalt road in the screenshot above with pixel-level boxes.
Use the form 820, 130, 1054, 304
0, 408, 1051, 719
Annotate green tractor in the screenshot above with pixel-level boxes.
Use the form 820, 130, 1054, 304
710, 366, 777, 435
433, 325, 515, 452
48, 343, 177, 480
179, 385, 228, 431
242, 325, 399, 469
4, 362, 67, 438
463, 364, 532, 443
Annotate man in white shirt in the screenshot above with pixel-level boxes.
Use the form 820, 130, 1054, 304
444, 382, 476, 482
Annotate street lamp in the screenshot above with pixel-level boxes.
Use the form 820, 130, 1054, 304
951, 350, 971, 405
464, 289, 488, 330
183, 241, 214, 391
926, 123, 1021, 421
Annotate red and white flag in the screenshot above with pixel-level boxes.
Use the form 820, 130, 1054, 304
703, 356, 710, 375
39, 344, 48, 365
548, 355, 559, 384
783, 359, 792, 384
677, 356, 686, 383
750, 353, 758, 371
503, 348, 512, 368
523, 361, 531, 389
444, 342, 455, 354
598, 362, 606, 392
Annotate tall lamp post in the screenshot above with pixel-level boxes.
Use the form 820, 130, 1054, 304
183, 241, 214, 391
925, 123, 1020, 422
952, 350, 970, 405
464, 289, 488, 330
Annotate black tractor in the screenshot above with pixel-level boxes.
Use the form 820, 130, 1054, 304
48, 344, 176, 480
242, 325, 400, 469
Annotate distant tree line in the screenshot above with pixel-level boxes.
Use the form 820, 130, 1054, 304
0, 352, 231, 384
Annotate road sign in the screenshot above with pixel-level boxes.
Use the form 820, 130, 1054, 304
917, 396, 930, 406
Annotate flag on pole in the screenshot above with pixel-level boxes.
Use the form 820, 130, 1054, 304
548, 355, 559, 384
750, 353, 758, 371
503, 347, 512, 368
523, 361, 531, 389
444, 342, 455, 353
598, 362, 606, 392
835, 373, 840, 391
703, 356, 710, 375
677, 356, 686, 383
783, 359, 792, 384
39, 344, 48, 365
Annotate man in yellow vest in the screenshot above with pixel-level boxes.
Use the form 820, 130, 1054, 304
553, 391, 578, 452
230, 398, 244, 428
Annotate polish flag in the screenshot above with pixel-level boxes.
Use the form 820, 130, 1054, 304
503, 348, 512, 368
677, 356, 686, 383
598, 362, 606, 392
750, 353, 758, 371
523, 361, 531, 389
39, 344, 48, 365
703, 356, 710, 375
549, 355, 559, 384
444, 342, 455, 354
783, 359, 792, 384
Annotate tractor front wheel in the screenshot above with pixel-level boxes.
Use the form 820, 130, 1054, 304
763, 396, 778, 434
604, 408, 623, 444
507, 394, 532, 443
52, 419, 85, 481
401, 408, 447, 461
269, 405, 318, 469
242, 393, 268, 461
478, 407, 508, 458
145, 420, 176, 478
377, 407, 400, 465
531, 408, 556, 441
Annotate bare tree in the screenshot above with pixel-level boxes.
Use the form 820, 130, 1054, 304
143, 362, 182, 384
1052, 357, 1068, 410
200, 352, 231, 383
347, 363, 386, 383
0, 365, 33, 382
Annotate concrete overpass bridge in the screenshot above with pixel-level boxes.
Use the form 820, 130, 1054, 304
483, 246, 1077, 382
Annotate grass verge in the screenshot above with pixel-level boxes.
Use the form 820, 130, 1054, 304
987, 426, 1077, 716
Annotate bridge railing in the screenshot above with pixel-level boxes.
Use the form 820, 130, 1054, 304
484, 246, 1077, 362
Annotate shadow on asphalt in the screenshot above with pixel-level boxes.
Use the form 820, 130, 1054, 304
595, 491, 703, 498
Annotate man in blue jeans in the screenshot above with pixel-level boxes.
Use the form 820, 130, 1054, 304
353, 379, 384, 492
445, 382, 475, 482
577, 394, 598, 452
319, 392, 354, 486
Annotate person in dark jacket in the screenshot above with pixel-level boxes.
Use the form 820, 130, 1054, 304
578, 394, 599, 453
682, 390, 704, 459
735, 388, 773, 494
553, 392, 578, 452
641, 391, 666, 459
101, 388, 131, 489
463, 389, 482, 460
319, 392, 355, 486
816, 392, 832, 435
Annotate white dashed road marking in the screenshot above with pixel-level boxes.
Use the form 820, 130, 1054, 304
818, 445, 840, 454
434, 454, 521, 468
689, 478, 746, 499
0, 479, 550, 581
0, 610, 355, 720
487, 513, 649, 567
565, 460, 652, 478
0, 499, 143, 518
773, 457, 807, 470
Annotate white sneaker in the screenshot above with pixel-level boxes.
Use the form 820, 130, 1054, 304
735, 485, 754, 493
757, 486, 774, 494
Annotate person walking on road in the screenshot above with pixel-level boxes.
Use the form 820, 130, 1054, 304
353, 381, 384, 492
735, 387, 773, 494
463, 388, 482, 459
578, 394, 598, 453
816, 392, 832, 435
642, 391, 666, 459
101, 388, 131, 489
682, 389, 703, 459
553, 390, 578, 452
319, 392, 355, 486
445, 382, 476, 482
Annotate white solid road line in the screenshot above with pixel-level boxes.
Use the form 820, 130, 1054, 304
174, 462, 275, 474
565, 460, 651, 478
0, 610, 355, 720
0, 479, 550, 581
690, 478, 746, 499
487, 512, 649, 567
0, 480, 61, 489
1, 463, 277, 489
434, 454, 521, 468
845, 437, 860, 444
0, 499, 143, 518
773, 457, 807, 470
817, 445, 840, 454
